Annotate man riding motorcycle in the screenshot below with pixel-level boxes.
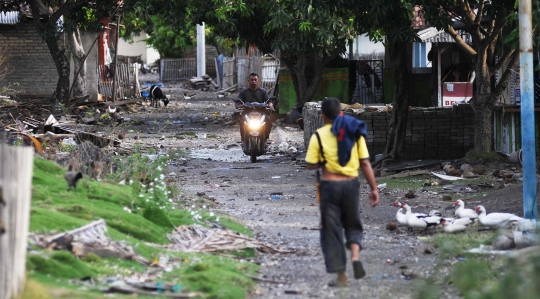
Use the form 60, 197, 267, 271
236, 73, 274, 146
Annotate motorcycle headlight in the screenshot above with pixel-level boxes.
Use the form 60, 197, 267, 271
248, 118, 262, 129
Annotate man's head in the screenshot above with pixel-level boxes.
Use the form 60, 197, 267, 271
248, 73, 260, 91
321, 97, 341, 121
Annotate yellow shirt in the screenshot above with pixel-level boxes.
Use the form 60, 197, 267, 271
305, 124, 369, 177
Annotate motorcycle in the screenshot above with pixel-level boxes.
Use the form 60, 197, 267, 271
233, 97, 276, 163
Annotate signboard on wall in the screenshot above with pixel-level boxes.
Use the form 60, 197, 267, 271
442, 82, 473, 106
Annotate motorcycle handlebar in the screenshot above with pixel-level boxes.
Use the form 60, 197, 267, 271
233, 97, 276, 111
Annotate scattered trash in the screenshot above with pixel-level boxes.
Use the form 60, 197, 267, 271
271, 176, 281, 179
278, 142, 289, 152
62, 137, 77, 146
284, 290, 302, 294
377, 183, 387, 190
271, 195, 280, 200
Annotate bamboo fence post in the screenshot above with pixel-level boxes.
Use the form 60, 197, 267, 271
0, 141, 34, 299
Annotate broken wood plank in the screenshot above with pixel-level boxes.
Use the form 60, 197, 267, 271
103, 98, 144, 106
431, 172, 466, 181
384, 161, 441, 172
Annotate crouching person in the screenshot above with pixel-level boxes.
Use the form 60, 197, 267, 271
305, 97, 379, 287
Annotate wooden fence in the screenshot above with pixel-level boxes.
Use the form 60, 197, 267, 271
0, 141, 34, 299
160, 58, 197, 81
98, 63, 140, 100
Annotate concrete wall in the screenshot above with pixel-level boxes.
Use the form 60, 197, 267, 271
0, 21, 99, 100
118, 32, 160, 64
0, 21, 57, 97
303, 102, 475, 160
79, 31, 99, 102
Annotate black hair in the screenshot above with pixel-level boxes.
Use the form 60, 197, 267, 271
249, 73, 259, 79
321, 97, 341, 120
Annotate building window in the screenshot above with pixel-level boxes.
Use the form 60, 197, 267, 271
413, 42, 432, 68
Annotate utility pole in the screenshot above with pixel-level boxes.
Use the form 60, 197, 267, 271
197, 23, 206, 78
519, 0, 537, 220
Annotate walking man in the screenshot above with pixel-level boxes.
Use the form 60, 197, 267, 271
305, 97, 379, 287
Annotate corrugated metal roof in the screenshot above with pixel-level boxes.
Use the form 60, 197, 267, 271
419, 27, 473, 44
0, 11, 20, 24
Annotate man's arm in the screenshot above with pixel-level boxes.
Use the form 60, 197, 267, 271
306, 163, 320, 170
360, 158, 379, 207
261, 89, 274, 110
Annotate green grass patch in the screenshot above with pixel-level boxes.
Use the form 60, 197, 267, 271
431, 229, 497, 259
27, 251, 95, 279
377, 174, 433, 190
27, 156, 258, 298
176, 131, 196, 136
161, 253, 259, 299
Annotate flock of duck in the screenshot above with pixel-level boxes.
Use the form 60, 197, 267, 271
392, 199, 538, 235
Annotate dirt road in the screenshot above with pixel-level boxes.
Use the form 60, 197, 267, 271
114, 79, 469, 299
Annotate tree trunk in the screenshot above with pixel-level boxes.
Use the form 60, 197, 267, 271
281, 43, 346, 108
282, 53, 324, 108
384, 41, 411, 160
28, 0, 71, 109
469, 50, 519, 152
68, 28, 87, 98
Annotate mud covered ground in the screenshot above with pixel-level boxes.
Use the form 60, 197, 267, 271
98, 74, 532, 299
9, 72, 534, 298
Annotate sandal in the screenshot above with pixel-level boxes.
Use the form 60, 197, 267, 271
352, 260, 366, 279
327, 280, 347, 287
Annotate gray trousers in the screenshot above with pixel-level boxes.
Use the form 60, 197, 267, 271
319, 178, 363, 273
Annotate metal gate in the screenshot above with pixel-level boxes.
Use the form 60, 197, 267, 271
159, 58, 197, 81
351, 60, 384, 104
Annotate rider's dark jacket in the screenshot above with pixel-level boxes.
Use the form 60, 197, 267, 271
238, 87, 269, 104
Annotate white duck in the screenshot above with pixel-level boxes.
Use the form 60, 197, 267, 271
401, 203, 439, 232
508, 217, 538, 232
392, 201, 425, 227
440, 219, 469, 233
453, 200, 478, 219
107, 105, 117, 114
475, 205, 519, 229
392, 201, 427, 217
394, 207, 408, 226
447, 217, 475, 226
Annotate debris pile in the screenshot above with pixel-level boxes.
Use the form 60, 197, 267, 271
28, 219, 150, 266
167, 224, 294, 253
